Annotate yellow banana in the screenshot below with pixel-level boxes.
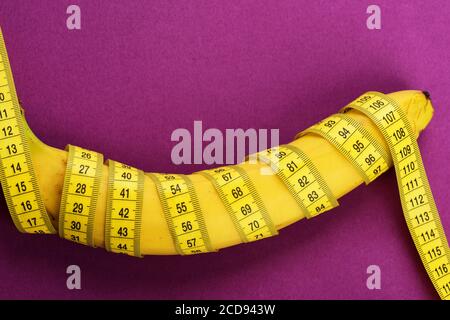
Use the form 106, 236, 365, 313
23, 89, 433, 255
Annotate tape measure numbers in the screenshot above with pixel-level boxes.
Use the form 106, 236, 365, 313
0, 28, 448, 299
0, 30, 55, 234
199, 166, 278, 242
149, 173, 214, 255
59, 145, 103, 246
105, 160, 144, 257
256, 145, 338, 219
298, 113, 391, 184
343, 91, 450, 300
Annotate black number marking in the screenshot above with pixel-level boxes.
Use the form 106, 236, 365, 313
170, 183, 182, 195
248, 220, 260, 231
81, 151, 91, 159
176, 202, 187, 213
6, 144, 17, 155
15, 181, 27, 193
75, 183, 87, 194
368, 99, 384, 111
392, 127, 406, 141
298, 175, 309, 188
118, 208, 129, 218
117, 227, 128, 237
286, 161, 298, 172
70, 221, 81, 230
365, 154, 376, 166
182, 221, 193, 232
352, 140, 364, 153
119, 188, 129, 198
323, 120, 336, 128
1, 125, 13, 137
222, 172, 232, 181
21, 200, 32, 211
399, 145, 412, 158
402, 161, 416, 175
72, 202, 83, 213
79, 164, 90, 174
382, 111, 396, 124
117, 243, 127, 250
231, 187, 244, 199
410, 194, 425, 208
121, 172, 132, 180
27, 217, 37, 227
186, 238, 196, 248
10, 162, 21, 174
338, 127, 351, 139
240, 204, 252, 215
0, 108, 7, 119
308, 191, 319, 202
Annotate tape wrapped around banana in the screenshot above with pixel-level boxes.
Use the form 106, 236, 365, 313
1, 28, 449, 299
25, 89, 435, 255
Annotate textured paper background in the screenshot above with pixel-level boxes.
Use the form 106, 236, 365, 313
0, 1, 448, 299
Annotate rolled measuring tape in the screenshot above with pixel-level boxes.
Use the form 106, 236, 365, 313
0, 27, 448, 299
256, 145, 338, 219
199, 165, 278, 242
341, 92, 450, 300
294, 92, 449, 299
148, 173, 215, 255
59, 145, 103, 246
105, 160, 144, 257
0, 31, 55, 234
297, 113, 392, 184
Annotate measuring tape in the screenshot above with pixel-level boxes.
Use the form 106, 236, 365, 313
0, 28, 448, 298
297, 113, 391, 184
105, 160, 144, 257
256, 145, 338, 219
0, 30, 55, 234
59, 145, 103, 246
148, 173, 214, 255
341, 91, 450, 300
199, 166, 278, 242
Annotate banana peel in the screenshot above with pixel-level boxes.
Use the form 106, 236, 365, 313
22, 90, 433, 255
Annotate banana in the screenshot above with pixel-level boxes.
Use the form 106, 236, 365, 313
23, 90, 433, 255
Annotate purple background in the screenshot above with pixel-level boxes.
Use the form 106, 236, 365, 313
0, 0, 449, 299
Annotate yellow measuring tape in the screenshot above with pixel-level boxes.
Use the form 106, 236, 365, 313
256, 145, 338, 218
199, 166, 278, 242
0, 27, 448, 298
298, 113, 391, 184
0, 30, 55, 234
59, 145, 103, 246
341, 92, 450, 300
105, 160, 144, 257
148, 173, 214, 255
